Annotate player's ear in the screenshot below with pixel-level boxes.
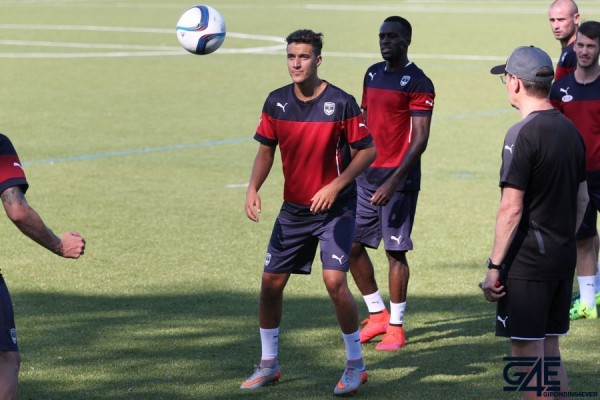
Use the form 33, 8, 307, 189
316, 54, 322, 67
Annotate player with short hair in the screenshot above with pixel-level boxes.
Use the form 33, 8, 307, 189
484, 46, 588, 398
0, 134, 85, 400
241, 29, 376, 396
350, 15, 434, 351
548, 0, 580, 81
550, 20, 600, 320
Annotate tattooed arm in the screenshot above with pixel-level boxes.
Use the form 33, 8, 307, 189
1, 186, 85, 258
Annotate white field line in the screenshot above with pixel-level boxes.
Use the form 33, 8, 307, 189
0, 24, 284, 42
0, 24, 502, 61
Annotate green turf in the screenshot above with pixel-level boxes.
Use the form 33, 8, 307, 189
0, 0, 599, 398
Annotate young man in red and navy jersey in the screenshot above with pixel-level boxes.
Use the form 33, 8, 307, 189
349, 16, 434, 351
0, 134, 85, 400
550, 20, 600, 320
548, 0, 580, 81
241, 29, 376, 396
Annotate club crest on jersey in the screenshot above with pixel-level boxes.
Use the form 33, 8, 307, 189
559, 87, 573, 102
264, 252, 271, 267
324, 102, 335, 116
400, 75, 411, 86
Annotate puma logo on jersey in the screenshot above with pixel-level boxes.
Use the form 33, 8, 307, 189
332, 254, 345, 264
276, 102, 288, 112
560, 87, 573, 102
504, 144, 514, 154
391, 235, 402, 244
497, 315, 508, 328
425, 99, 433, 107
368, 72, 377, 81
13, 162, 23, 170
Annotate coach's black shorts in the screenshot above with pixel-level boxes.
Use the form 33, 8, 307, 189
0, 274, 18, 351
496, 278, 572, 340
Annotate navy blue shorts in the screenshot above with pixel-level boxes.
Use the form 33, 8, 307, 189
496, 278, 572, 340
264, 206, 355, 274
0, 274, 18, 351
576, 183, 600, 240
354, 186, 418, 251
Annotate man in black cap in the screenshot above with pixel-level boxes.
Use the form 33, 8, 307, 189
483, 46, 588, 396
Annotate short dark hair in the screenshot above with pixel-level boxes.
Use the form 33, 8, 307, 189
578, 20, 600, 43
383, 16, 412, 42
519, 66, 554, 98
285, 29, 324, 55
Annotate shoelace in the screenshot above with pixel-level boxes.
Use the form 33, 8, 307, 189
343, 368, 356, 384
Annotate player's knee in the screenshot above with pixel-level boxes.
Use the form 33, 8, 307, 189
323, 276, 349, 300
350, 242, 365, 258
387, 252, 408, 268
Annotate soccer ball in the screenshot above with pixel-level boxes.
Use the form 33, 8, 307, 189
176, 5, 226, 55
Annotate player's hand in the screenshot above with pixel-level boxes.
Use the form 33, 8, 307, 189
310, 183, 340, 214
479, 268, 505, 302
60, 232, 85, 259
245, 190, 261, 222
371, 178, 400, 206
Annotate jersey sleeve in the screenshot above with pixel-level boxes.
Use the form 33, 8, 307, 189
499, 129, 530, 190
0, 134, 28, 195
409, 76, 435, 117
342, 97, 373, 149
254, 98, 278, 147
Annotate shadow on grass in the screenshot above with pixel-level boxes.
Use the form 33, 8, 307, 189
12, 290, 599, 400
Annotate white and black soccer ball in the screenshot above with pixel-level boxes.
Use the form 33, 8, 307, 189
176, 5, 226, 55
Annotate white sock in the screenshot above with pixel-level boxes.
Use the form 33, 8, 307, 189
260, 327, 279, 361
363, 291, 386, 313
578, 276, 596, 308
389, 301, 406, 325
342, 330, 362, 361
595, 262, 600, 293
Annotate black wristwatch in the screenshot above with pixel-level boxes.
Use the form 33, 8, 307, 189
486, 258, 501, 270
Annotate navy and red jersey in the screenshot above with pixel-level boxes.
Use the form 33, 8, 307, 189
550, 73, 600, 171
255, 82, 373, 208
0, 134, 28, 195
499, 109, 585, 280
358, 61, 434, 191
554, 43, 577, 82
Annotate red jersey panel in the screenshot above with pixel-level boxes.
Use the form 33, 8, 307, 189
0, 134, 28, 195
359, 61, 434, 190
255, 83, 373, 206
550, 74, 600, 171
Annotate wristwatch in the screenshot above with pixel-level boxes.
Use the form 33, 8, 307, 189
486, 258, 501, 270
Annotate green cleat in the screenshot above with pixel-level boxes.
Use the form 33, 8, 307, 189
569, 302, 598, 320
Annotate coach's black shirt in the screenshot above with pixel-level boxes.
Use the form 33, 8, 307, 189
499, 109, 585, 281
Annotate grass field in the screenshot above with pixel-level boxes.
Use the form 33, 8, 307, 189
0, 0, 599, 399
